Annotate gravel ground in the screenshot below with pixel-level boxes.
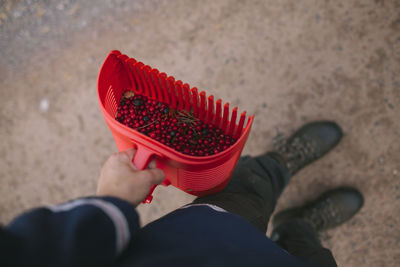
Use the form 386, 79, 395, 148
1, 0, 399, 266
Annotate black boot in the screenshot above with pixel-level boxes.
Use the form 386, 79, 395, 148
273, 187, 364, 232
270, 121, 343, 175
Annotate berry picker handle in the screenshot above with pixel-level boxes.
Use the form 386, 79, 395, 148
131, 146, 161, 204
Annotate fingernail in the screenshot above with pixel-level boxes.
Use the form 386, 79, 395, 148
149, 160, 156, 169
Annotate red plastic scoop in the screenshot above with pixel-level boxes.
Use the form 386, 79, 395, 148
97, 50, 255, 203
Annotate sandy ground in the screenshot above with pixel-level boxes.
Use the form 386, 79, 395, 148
1, 0, 399, 266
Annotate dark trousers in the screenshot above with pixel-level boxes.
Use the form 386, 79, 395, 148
193, 154, 338, 267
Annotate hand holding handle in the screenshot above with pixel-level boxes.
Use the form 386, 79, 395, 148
131, 145, 163, 204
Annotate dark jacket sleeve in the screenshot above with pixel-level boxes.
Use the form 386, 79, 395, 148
1, 196, 140, 267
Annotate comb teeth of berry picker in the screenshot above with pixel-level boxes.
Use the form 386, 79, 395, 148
116, 53, 248, 140
98, 50, 255, 203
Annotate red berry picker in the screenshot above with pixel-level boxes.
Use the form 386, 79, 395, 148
98, 50, 254, 203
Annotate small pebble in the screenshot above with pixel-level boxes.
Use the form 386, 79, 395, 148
39, 98, 49, 112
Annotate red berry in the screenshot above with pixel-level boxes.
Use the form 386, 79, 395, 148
116, 93, 237, 156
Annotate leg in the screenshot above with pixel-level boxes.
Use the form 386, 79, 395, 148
272, 187, 364, 267
193, 153, 290, 233
193, 121, 344, 233
271, 219, 338, 267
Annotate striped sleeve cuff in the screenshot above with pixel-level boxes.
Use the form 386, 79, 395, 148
46, 196, 139, 255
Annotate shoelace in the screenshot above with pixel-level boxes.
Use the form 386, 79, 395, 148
276, 136, 320, 173
303, 198, 343, 230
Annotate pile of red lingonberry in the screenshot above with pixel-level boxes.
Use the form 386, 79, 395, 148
115, 92, 237, 156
